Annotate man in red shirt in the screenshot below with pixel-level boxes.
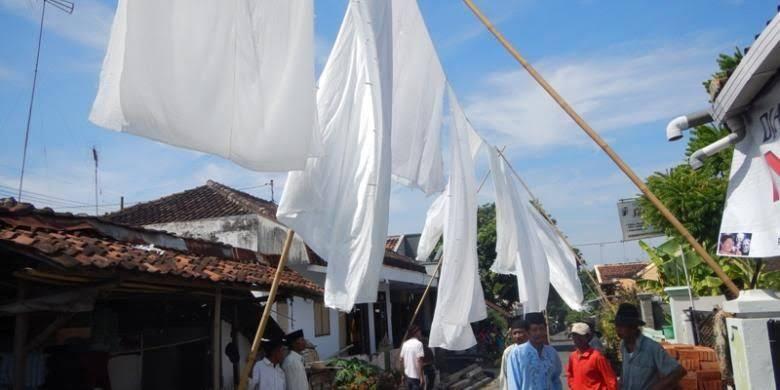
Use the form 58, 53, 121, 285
566, 322, 617, 390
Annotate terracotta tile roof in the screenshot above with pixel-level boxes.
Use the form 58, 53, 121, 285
105, 180, 277, 226
0, 199, 322, 297
383, 249, 426, 273
594, 262, 649, 284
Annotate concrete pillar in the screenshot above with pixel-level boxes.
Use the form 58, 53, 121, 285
384, 283, 393, 346
637, 293, 656, 329
723, 289, 780, 390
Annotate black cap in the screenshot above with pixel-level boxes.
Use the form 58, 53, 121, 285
262, 338, 284, 355
613, 303, 645, 326
510, 316, 529, 330
284, 329, 304, 346
525, 312, 546, 325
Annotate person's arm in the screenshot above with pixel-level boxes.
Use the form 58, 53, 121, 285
565, 355, 574, 390
594, 353, 618, 390
399, 356, 405, 378
417, 357, 425, 386
551, 348, 563, 390
650, 343, 687, 390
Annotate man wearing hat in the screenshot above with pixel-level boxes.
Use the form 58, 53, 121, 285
565, 322, 617, 390
506, 312, 562, 390
614, 303, 686, 390
250, 338, 286, 390
498, 317, 529, 390
282, 329, 310, 390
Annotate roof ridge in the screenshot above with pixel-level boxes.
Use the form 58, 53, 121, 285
205, 180, 277, 219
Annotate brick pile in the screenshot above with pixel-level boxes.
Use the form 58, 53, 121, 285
661, 344, 721, 390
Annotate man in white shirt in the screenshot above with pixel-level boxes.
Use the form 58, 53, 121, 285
498, 317, 529, 390
399, 325, 425, 390
250, 339, 286, 390
282, 330, 310, 390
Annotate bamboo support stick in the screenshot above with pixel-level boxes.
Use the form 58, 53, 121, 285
495, 148, 614, 311
462, 0, 740, 297
402, 259, 443, 342
237, 229, 296, 390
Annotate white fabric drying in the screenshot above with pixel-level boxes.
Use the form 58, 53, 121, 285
428, 87, 487, 350
90, 0, 319, 172
277, 0, 392, 311
527, 204, 585, 311
416, 190, 447, 261
488, 147, 550, 313
390, 0, 446, 194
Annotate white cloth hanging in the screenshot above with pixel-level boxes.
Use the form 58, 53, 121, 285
416, 190, 447, 261
428, 87, 487, 350
527, 204, 585, 311
90, 0, 319, 172
488, 147, 550, 313
390, 0, 446, 194
276, 0, 392, 311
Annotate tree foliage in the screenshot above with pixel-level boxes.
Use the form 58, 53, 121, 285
476, 203, 518, 305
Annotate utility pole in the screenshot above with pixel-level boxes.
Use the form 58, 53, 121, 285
17, 0, 74, 201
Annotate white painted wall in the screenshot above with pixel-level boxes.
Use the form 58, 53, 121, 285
277, 297, 341, 359
665, 287, 726, 344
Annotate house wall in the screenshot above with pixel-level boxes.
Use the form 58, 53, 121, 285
665, 287, 726, 344
145, 214, 310, 264
272, 297, 341, 359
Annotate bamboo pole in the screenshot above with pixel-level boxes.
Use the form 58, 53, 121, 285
495, 148, 614, 311
237, 229, 295, 390
402, 258, 443, 341
462, 0, 740, 297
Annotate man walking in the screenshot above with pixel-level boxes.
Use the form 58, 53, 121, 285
507, 312, 562, 390
282, 329, 310, 390
250, 338, 286, 390
498, 317, 529, 389
614, 303, 686, 390
566, 322, 617, 390
400, 325, 426, 390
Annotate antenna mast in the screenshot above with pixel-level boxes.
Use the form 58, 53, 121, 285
17, 0, 74, 201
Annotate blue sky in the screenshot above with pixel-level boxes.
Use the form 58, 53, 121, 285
0, 0, 774, 265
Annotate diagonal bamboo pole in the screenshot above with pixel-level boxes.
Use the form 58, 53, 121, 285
462, 0, 740, 297
238, 229, 296, 390
495, 148, 614, 311
402, 259, 443, 342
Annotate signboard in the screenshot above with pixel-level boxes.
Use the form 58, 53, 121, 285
718, 78, 780, 258
617, 199, 663, 241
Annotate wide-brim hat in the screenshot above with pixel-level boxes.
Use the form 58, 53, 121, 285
613, 303, 645, 326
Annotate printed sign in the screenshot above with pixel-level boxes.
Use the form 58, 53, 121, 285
617, 199, 663, 241
718, 77, 780, 258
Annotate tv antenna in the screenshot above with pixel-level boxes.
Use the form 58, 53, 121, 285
17, 0, 75, 201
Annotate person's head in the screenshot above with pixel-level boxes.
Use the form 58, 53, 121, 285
285, 330, 306, 352
613, 303, 644, 342
262, 339, 285, 365
407, 325, 422, 340
569, 322, 592, 351
720, 235, 735, 254
524, 312, 547, 347
509, 318, 529, 345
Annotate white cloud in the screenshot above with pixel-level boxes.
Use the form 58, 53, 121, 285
1, 0, 113, 50
0, 64, 18, 82
464, 41, 716, 150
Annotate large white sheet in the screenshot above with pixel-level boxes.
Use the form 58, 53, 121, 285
416, 190, 447, 262
428, 87, 487, 350
527, 205, 584, 311
90, 0, 319, 172
390, 0, 446, 194
488, 148, 550, 313
277, 0, 392, 311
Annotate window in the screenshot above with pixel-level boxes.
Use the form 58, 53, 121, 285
314, 301, 331, 336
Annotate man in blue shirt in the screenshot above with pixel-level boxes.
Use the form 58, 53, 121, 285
614, 303, 686, 390
507, 312, 562, 390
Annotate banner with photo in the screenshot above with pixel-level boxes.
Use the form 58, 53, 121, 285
718, 79, 780, 258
